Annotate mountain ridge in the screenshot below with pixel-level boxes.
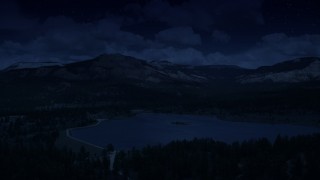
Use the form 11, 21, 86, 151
3, 62, 64, 72
1, 54, 320, 83
240, 57, 320, 83
1, 54, 320, 118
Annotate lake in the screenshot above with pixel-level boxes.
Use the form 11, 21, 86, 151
69, 113, 320, 150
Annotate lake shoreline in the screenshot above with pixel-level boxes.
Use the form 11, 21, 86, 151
69, 113, 320, 150
66, 119, 106, 149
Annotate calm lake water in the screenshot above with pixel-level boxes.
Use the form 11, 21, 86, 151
70, 113, 320, 150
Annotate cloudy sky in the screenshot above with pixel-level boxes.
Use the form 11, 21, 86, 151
0, 0, 319, 68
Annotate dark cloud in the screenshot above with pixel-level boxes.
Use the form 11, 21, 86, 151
142, 0, 214, 30
137, 0, 264, 31
0, 15, 163, 67
0, 0, 319, 69
155, 27, 201, 46
0, 0, 38, 30
258, 33, 320, 59
212, 30, 231, 43
124, 33, 320, 68
206, 34, 320, 68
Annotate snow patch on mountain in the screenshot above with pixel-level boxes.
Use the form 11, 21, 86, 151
240, 60, 320, 83
4, 62, 63, 71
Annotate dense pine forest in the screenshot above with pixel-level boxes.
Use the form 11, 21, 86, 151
114, 135, 320, 180
1, 109, 319, 179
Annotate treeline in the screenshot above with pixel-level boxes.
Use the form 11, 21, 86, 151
0, 141, 112, 180
115, 134, 320, 180
1, 80, 320, 125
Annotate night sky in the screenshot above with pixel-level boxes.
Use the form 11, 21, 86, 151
0, 0, 320, 68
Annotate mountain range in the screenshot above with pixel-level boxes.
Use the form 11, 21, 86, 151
1, 54, 320, 84
0, 54, 320, 121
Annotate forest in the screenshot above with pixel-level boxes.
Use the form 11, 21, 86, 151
1, 108, 319, 179
115, 135, 320, 180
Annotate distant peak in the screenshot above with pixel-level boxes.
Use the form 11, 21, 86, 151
257, 57, 320, 73
96, 53, 129, 59
3, 61, 63, 71
277, 57, 320, 66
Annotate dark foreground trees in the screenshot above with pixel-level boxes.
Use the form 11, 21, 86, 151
1, 134, 320, 180
1, 110, 319, 180
115, 135, 320, 180
0, 143, 111, 180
